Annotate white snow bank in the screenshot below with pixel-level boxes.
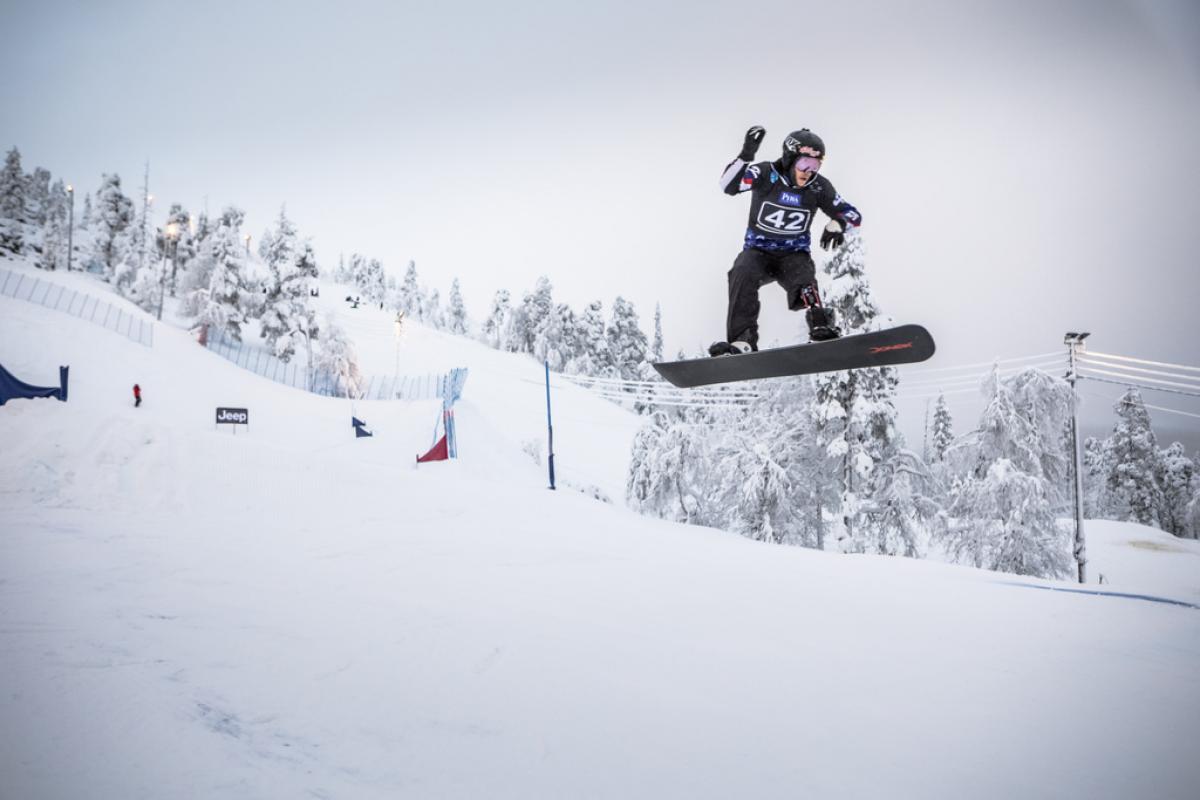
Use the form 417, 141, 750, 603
2, 273, 1199, 800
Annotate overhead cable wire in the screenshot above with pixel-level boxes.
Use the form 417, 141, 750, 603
898, 351, 1063, 375
1081, 388, 1200, 423
555, 383, 763, 401
894, 385, 994, 400
1077, 367, 1200, 395
589, 396, 754, 410
1077, 373, 1200, 399
586, 389, 755, 406
1135, 403, 1200, 421
898, 360, 1066, 390
554, 374, 763, 397
1077, 356, 1200, 386
1084, 350, 1200, 374
520, 375, 762, 400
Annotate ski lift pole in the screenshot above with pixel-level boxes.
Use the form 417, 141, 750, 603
1065, 331, 1090, 584
545, 360, 556, 490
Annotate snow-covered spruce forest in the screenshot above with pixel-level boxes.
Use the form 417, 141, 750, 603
4, 145, 1197, 579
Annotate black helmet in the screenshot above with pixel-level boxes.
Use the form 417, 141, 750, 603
781, 129, 825, 171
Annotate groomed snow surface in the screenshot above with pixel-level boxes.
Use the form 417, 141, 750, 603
2, 266, 1199, 799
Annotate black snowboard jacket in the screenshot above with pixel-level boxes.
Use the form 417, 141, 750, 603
720, 158, 861, 252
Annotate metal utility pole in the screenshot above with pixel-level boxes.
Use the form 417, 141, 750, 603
65, 185, 74, 271
1064, 331, 1091, 584
544, 360, 556, 490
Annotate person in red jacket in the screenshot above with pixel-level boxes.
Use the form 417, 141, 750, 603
133, 383, 142, 408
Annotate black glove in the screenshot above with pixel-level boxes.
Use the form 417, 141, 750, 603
738, 125, 766, 161
820, 221, 846, 251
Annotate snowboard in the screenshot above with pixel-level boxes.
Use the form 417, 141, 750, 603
652, 324, 935, 388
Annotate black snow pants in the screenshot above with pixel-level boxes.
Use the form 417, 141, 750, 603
725, 248, 817, 349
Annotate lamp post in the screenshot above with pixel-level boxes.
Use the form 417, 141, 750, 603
244, 233, 251, 255
65, 185, 74, 271
1064, 331, 1091, 585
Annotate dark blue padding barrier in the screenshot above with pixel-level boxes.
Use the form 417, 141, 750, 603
0, 363, 68, 406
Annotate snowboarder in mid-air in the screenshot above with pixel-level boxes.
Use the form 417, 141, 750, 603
709, 126, 862, 356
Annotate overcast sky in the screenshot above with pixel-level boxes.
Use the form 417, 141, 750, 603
4, 0, 1198, 445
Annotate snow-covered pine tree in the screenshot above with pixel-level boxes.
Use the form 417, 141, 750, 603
160, 204, 195, 296
1082, 436, 1114, 519
35, 179, 69, 271
46, 179, 69, 227
813, 228, 900, 552
194, 207, 250, 341
177, 210, 218, 317
346, 253, 365, 292
368, 259, 388, 306
80, 193, 92, 231
447, 278, 468, 335
535, 302, 576, 371
23, 166, 51, 228
651, 303, 664, 363
930, 393, 954, 463
1156, 442, 1194, 537
1105, 388, 1166, 528
513, 276, 554, 355
37, 207, 66, 270
1005, 368, 1074, 509
627, 407, 718, 525
130, 163, 153, 275
0, 147, 25, 221
941, 366, 1072, 578
426, 288, 446, 329
398, 260, 422, 318
481, 289, 514, 350
629, 377, 830, 547
0, 146, 26, 255
946, 459, 1070, 577
258, 207, 319, 362
868, 449, 944, 557
569, 300, 613, 377
718, 377, 828, 546
606, 296, 648, 381
91, 173, 134, 277
110, 229, 141, 298
312, 315, 363, 398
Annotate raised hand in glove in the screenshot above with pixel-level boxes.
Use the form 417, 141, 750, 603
820, 220, 845, 251
738, 125, 766, 161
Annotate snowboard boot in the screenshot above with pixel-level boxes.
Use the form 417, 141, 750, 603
708, 340, 754, 357
806, 306, 841, 342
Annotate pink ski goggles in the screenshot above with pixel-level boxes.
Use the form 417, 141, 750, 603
793, 155, 823, 173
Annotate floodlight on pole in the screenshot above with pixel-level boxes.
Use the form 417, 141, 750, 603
1064, 330, 1091, 584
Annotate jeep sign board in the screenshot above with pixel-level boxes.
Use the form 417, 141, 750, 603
216, 407, 249, 425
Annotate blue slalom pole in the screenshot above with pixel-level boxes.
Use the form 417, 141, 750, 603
545, 360, 555, 490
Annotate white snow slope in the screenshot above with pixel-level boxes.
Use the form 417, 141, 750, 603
2, 268, 1199, 800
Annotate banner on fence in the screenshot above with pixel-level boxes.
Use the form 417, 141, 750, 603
0, 363, 68, 406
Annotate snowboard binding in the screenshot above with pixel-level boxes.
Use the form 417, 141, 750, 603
800, 284, 841, 342
806, 306, 841, 342
708, 340, 754, 357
